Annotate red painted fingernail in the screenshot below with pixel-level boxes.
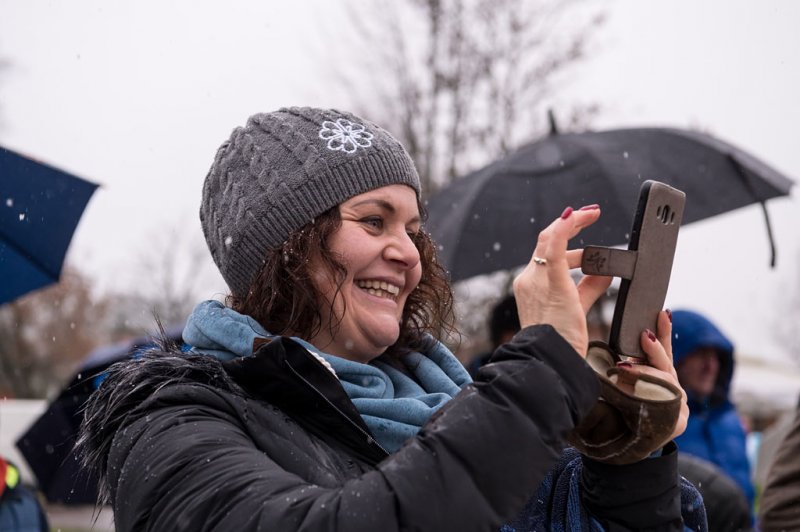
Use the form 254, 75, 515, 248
616, 361, 633, 368
579, 204, 600, 211
646, 329, 656, 342
561, 206, 574, 219
666, 309, 672, 322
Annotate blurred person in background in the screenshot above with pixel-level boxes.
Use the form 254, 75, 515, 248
676, 453, 751, 532
671, 310, 754, 517
758, 396, 800, 532
467, 294, 520, 378
0, 455, 48, 532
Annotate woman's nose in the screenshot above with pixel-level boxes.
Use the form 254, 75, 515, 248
385, 231, 421, 269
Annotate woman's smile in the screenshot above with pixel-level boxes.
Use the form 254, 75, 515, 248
355, 279, 402, 301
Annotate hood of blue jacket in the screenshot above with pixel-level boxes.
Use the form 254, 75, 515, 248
671, 309, 735, 403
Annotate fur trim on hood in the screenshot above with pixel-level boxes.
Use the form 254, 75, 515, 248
76, 339, 240, 505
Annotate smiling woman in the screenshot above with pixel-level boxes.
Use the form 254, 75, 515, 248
236, 184, 435, 365
78, 107, 705, 532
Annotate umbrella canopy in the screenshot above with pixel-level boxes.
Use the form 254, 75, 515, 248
0, 146, 98, 304
425, 127, 794, 282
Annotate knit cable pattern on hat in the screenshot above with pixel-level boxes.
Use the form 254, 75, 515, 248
200, 107, 421, 298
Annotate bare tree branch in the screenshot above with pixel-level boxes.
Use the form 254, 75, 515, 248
336, 0, 605, 195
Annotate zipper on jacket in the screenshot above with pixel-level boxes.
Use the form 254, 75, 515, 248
283, 358, 390, 463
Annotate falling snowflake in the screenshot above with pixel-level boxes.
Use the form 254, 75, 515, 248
318, 118, 374, 154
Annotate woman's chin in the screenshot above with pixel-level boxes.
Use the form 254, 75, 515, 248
350, 327, 401, 361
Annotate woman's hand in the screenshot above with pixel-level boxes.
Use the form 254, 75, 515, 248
513, 206, 612, 358
615, 310, 690, 440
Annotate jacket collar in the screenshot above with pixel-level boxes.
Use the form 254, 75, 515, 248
221, 336, 389, 466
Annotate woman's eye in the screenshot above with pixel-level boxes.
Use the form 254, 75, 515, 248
361, 217, 383, 229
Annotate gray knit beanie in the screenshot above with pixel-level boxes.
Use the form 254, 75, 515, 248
201, 107, 421, 299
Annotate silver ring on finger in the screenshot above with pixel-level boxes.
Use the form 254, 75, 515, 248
533, 256, 547, 266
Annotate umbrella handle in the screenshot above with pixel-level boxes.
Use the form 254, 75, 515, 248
729, 154, 778, 267
759, 200, 778, 268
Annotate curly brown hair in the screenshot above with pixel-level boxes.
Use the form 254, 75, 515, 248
229, 202, 456, 359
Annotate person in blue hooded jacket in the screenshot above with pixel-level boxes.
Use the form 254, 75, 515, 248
0, 455, 49, 532
671, 309, 754, 510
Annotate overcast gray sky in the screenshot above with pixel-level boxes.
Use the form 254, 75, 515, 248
1, 0, 799, 371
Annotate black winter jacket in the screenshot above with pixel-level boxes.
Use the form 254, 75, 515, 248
79, 325, 684, 531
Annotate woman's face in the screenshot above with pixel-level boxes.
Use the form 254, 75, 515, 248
309, 184, 422, 362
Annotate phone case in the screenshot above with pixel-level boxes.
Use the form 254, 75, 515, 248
581, 180, 685, 361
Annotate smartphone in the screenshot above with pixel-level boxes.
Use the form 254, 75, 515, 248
581, 180, 686, 362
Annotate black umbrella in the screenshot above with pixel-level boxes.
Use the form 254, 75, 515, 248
0, 146, 98, 304
425, 127, 794, 282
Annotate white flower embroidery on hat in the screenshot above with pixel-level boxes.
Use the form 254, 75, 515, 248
318, 118, 374, 154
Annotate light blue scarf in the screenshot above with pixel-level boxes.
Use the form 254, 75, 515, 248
183, 300, 472, 453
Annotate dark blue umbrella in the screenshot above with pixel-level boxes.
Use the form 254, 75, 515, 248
0, 146, 98, 304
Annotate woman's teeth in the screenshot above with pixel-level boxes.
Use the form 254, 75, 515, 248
356, 280, 400, 299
